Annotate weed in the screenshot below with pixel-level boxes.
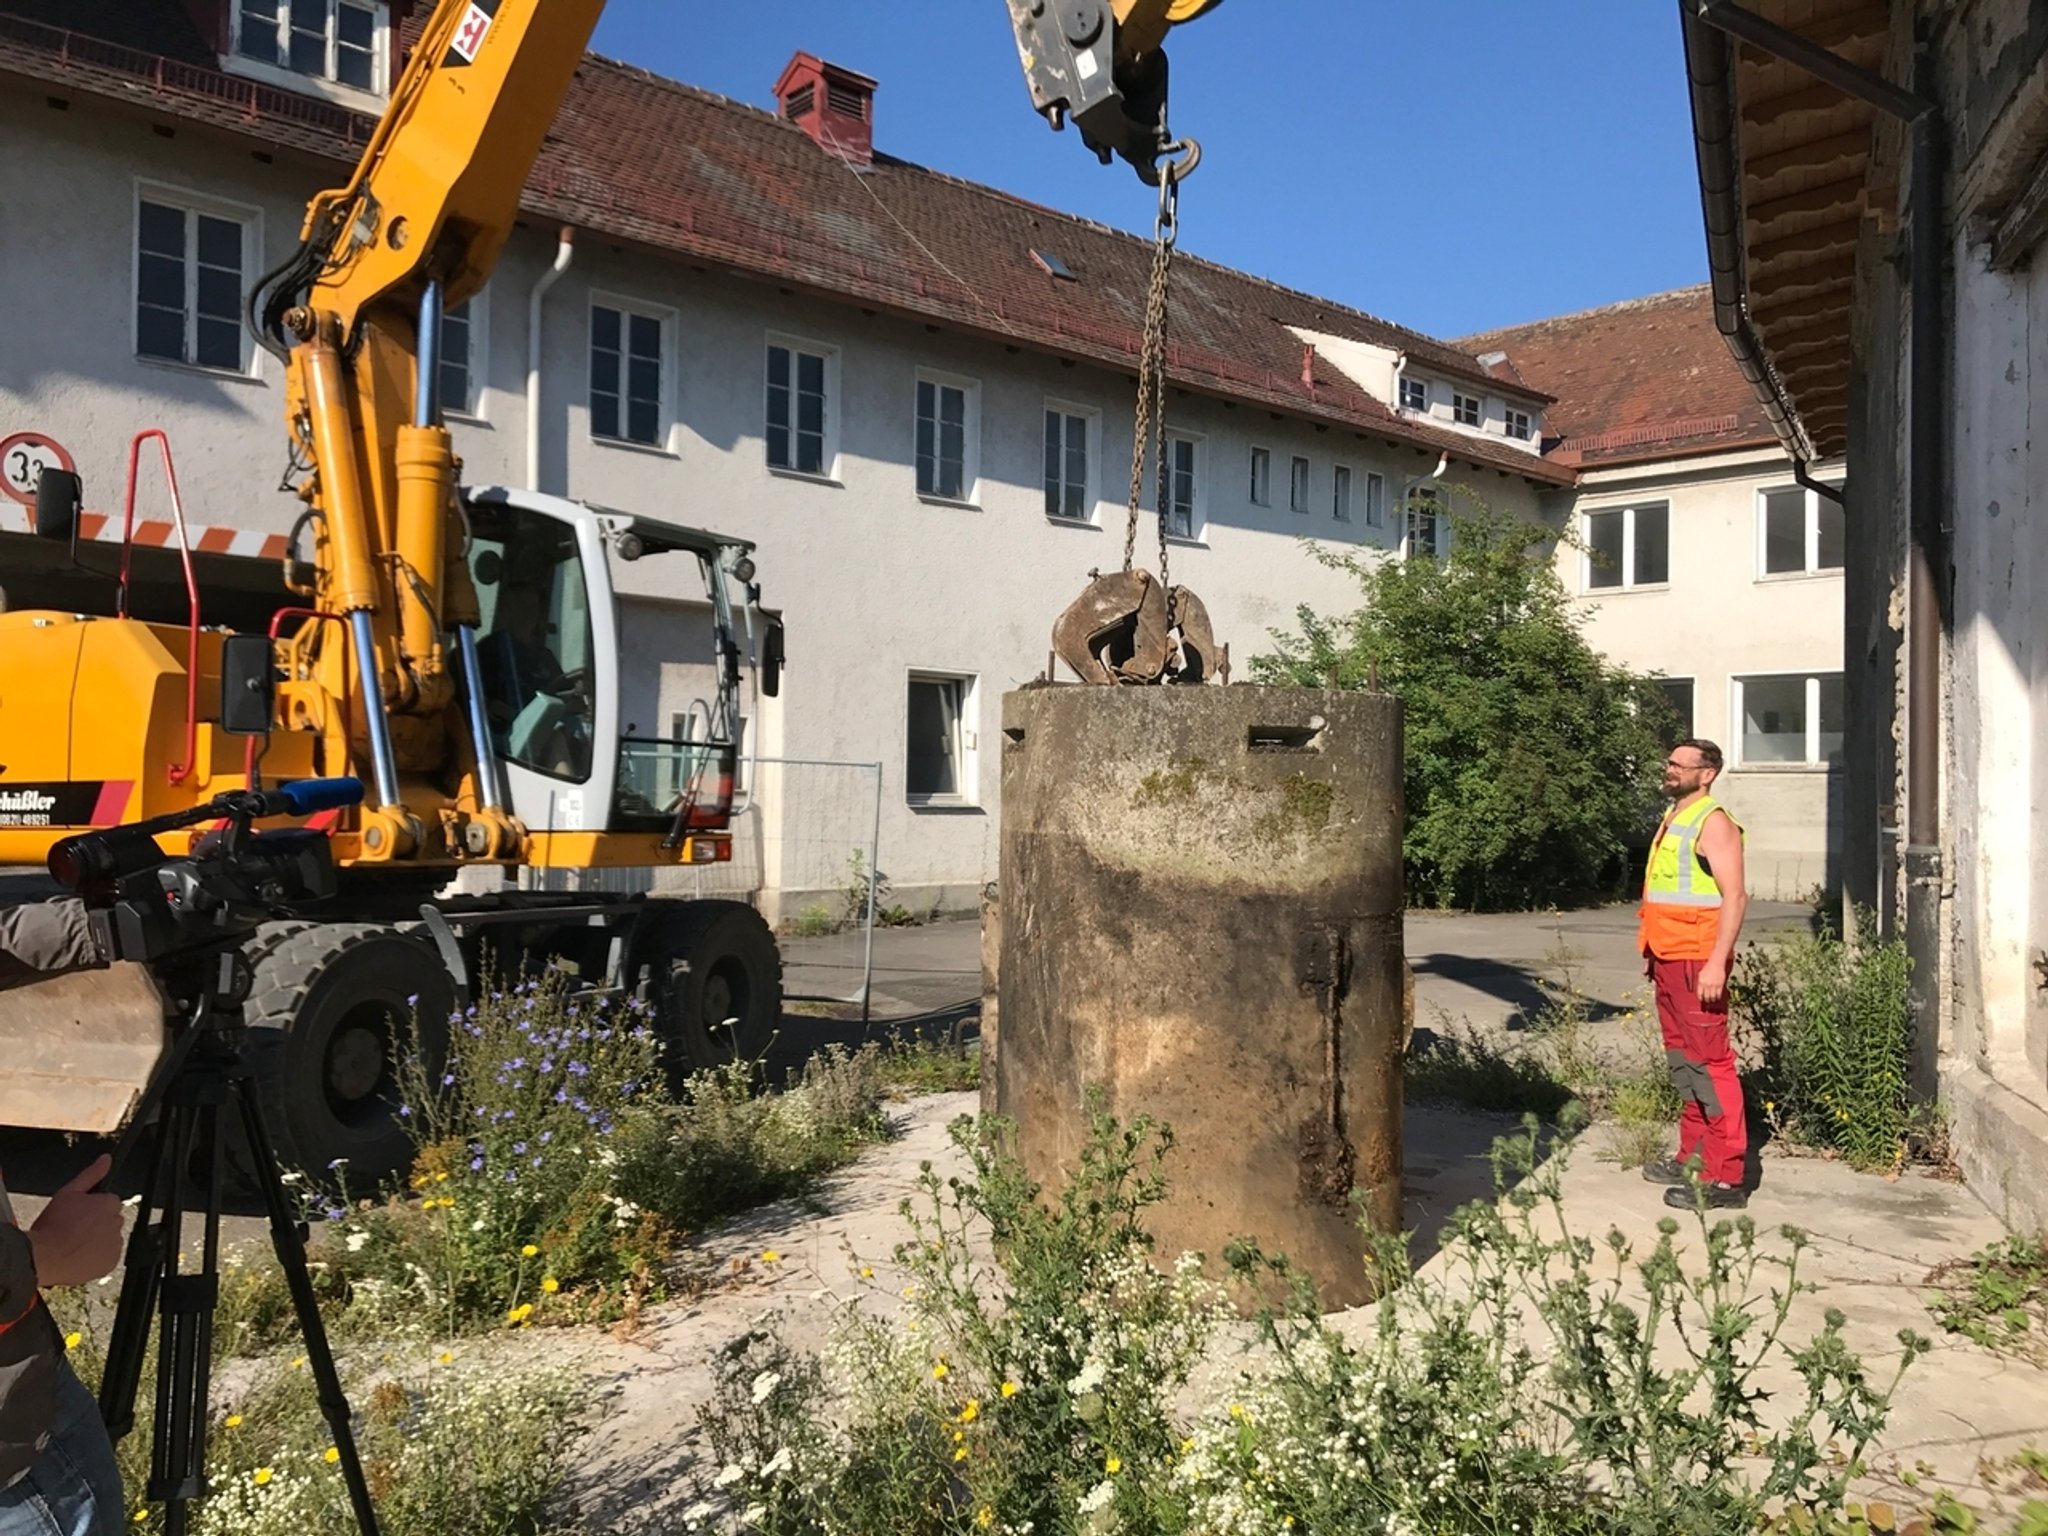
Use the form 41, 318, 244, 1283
1928, 1233, 2048, 1364
1405, 1016, 1579, 1119
787, 905, 839, 939
869, 1034, 982, 1095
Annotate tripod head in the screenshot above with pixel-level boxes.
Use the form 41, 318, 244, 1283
46, 779, 363, 969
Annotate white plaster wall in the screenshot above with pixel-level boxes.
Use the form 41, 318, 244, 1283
1549, 450, 1846, 899
0, 101, 1548, 909
1944, 228, 2046, 1096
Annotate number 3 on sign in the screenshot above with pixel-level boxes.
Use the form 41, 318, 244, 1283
0, 431, 75, 507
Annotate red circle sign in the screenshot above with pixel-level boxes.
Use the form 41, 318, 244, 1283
0, 432, 76, 507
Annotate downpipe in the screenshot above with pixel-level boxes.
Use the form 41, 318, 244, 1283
527, 226, 575, 493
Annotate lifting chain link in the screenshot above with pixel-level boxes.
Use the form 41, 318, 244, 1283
1123, 150, 1187, 630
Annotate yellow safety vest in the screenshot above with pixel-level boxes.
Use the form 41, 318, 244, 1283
1638, 795, 1743, 959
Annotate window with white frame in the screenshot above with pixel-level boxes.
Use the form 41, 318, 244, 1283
135, 191, 256, 374
1399, 376, 1428, 413
233, 0, 385, 91
1583, 501, 1669, 590
1163, 433, 1201, 540
1757, 483, 1845, 576
1043, 404, 1092, 520
1289, 455, 1311, 514
589, 299, 668, 448
1452, 390, 1483, 428
766, 338, 835, 477
1404, 486, 1445, 561
1364, 471, 1386, 527
438, 294, 484, 417
1332, 464, 1353, 523
1735, 673, 1844, 766
906, 672, 978, 805
1249, 446, 1271, 506
1505, 407, 1532, 441
915, 372, 978, 502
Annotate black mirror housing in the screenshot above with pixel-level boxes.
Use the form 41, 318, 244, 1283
219, 634, 277, 736
32, 468, 82, 543
760, 623, 784, 699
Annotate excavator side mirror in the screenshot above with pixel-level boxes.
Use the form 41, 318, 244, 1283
219, 634, 277, 736
760, 623, 783, 699
32, 468, 82, 543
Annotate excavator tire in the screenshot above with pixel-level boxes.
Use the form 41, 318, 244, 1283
239, 923, 454, 1190
642, 900, 782, 1083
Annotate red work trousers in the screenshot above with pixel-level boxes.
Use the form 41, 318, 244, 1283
1650, 955, 1748, 1187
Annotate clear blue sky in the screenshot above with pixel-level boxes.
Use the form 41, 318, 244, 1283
589, 1, 1708, 342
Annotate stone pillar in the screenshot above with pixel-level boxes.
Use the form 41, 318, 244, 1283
995, 685, 1403, 1311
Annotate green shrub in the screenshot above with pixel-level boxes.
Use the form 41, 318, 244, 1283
1733, 907, 1917, 1171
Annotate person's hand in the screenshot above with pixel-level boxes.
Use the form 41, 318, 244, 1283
28, 1154, 123, 1289
1697, 958, 1730, 1009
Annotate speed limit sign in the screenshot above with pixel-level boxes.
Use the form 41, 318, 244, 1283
0, 431, 76, 507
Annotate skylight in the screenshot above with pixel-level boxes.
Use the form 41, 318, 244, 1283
1030, 249, 1077, 281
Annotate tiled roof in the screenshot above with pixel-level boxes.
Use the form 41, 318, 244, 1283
0, 1, 1576, 487
1456, 286, 1780, 467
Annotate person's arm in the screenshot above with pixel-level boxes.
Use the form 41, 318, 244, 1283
0, 898, 109, 993
25, 1155, 122, 1291
1697, 809, 1748, 1007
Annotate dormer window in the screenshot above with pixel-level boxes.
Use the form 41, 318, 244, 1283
1398, 377, 1427, 413
1505, 408, 1532, 441
234, 0, 387, 94
1452, 391, 1483, 428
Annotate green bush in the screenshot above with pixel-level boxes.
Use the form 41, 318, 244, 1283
1733, 907, 1917, 1171
679, 1106, 1926, 1535
1250, 494, 1675, 910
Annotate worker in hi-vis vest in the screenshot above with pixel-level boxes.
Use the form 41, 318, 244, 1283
1638, 738, 1751, 1209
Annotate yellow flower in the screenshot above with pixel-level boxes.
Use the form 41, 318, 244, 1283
1229, 1403, 1245, 1419
976, 1509, 995, 1530
224, 1414, 244, 1429
323, 1448, 340, 1465
1000, 1380, 1018, 1398
434, 1172, 448, 1183
859, 1266, 874, 1280
131, 1510, 149, 1524
520, 1244, 539, 1259
290, 1357, 307, 1371
540, 1277, 560, 1294
932, 1360, 949, 1380
436, 1352, 453, 1365
1106, 1455, 1122, 1475
410, 1174, 427, 1191
253, 1468, 273, 1487
953, 1431, 965, 1443
1180, 1438, 1194, 1455
63, 1331, 81, 1351
506, 1303, 534, 1324
954, 1447, 969, 1463
959, 1399, 980, 1423
761, 1250, 781, 1264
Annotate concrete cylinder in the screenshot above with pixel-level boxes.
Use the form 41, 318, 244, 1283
994, 685, 1403, 1312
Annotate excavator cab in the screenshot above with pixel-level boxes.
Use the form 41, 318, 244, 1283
459, 487, 769, 848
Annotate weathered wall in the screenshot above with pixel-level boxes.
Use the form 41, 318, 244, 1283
995, 685, 1404, 1311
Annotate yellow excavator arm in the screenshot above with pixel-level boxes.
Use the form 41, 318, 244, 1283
246, 0, 608, 864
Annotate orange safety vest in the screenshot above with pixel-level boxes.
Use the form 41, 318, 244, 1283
1637, 794, 1743, 961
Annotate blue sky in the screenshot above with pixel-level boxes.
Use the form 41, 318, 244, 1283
589, 2, 1708, 342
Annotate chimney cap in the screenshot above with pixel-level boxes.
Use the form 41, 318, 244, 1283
773, 51, 879, 100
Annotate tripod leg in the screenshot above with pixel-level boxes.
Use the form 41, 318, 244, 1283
98, 1098, 185, 1443
233, 1073, 384, 1536
154, 1093, 227, 1536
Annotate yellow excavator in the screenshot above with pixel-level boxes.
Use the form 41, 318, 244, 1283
0, 0, 1220, 1184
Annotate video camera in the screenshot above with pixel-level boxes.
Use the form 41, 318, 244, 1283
46, 778, 364, 966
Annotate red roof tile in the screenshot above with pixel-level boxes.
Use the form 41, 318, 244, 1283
0, 2, 1577, 487
1457, 286, 1779, 467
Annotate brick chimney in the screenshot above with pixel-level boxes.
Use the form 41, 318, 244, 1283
774, 53, 878, 167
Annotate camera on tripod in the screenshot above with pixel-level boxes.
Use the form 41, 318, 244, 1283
46, 778, 362, 971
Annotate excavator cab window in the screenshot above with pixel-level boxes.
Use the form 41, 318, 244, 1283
466, 506, 596, 783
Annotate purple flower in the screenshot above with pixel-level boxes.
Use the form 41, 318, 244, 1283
442, 1073, 457, 1087
503, 1171, 517, 1184
531, 1156, 543, 1169
512, 1142, 527, 1155
323, 1206, 346, 1221
399, 1105, 413, 1118
568, 1062, 589, 1078
470, 1156, 484, 1171
554, 1089, 569, 1104
539, 1131, 553, 1145
406, 993, 419, 1008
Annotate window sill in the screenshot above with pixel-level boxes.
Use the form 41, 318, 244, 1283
1165, 534, 1210, 550
1755, 569, 1845, 584
769, 465, 844, 489
908, 797, 985, 814
137, 355, 263, 387
591, 434, 679, 460
917, 493, 983, 512
1730, 761, 1842, 774
446, 410, 492, 430
220, 53, 387, 107
1046, 513, 1100, 530
1581, 582, 1672, 597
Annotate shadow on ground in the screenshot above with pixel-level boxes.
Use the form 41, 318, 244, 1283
1408, 952, 1629, 1031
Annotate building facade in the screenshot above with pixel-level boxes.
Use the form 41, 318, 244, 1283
1464, 289, 1847, 900
0, 1, 1572, 918
1678, 0, 2048, 1226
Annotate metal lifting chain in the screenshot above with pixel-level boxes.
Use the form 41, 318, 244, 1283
1124, 154, 1186, 610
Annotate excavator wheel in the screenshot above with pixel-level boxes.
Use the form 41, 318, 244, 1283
239, 923, 454, 1190
639, 900, 783, 1086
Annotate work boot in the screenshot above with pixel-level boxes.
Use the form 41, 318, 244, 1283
1639, 1157, 1696, 1186
1664, 1182, 1747, 1211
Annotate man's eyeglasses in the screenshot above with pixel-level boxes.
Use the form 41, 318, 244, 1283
1664, 758, 1707, 771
